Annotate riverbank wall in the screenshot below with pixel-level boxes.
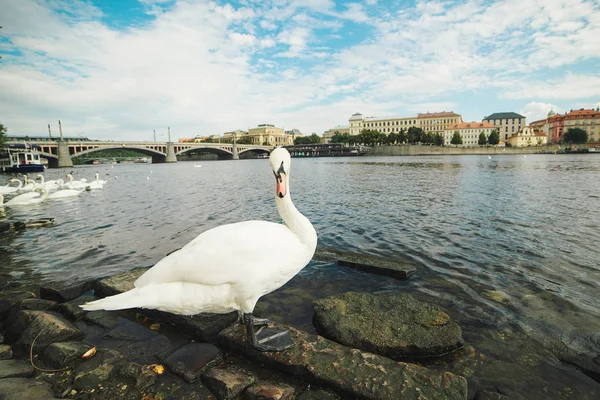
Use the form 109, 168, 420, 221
368, 144, 563, 156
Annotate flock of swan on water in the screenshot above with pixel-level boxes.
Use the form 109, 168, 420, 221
0, 172, 106, 207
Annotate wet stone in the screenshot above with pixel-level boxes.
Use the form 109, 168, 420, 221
143, 309, 238, 343
104, 319, 158, 341
119, 361, 158, 390
0, 359, 34, 378
219, 322, 468, 400
297, 388, 340, 400
0, 344, 13, 360
99, 318, 187, 366
42, 341, 95, 368
556, 331, 600, 383
312, 291, 464, 359
3, 298, 58, 328
40, 280, 95, 303
245, 382, 296, 400
163, 342, 223, 383
0, 292, 36, 323
94, 267, 150, 297
74, 348, 125, 389
57, 292, 97, 321
337, 255, 416, 280
0, 378, 57, 400
83, 311, 122, 329
202, 366, 255, 399
473, 389, 511, 400
8, 311, 85, 355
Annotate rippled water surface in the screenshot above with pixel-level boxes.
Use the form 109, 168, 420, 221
1, 154, 600, 398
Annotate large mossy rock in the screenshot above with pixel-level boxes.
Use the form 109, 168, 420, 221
4, 311, 85, 355
312, 291, 463, 359
556, 331, 600, 383
219, 321, 468, 400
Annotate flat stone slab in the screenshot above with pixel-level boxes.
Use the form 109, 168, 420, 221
219, 322, 468, 400
556, 331, 600, 383
297, 388, 340, 400
5, 311, 85, 355
163, 342, 223, 383
0, 344, 13, 360
42, 341, 96, 368
40, 280, 95, 303
3, 299, 58, 328
245, 381, 296, 400
313, 291, 463, 359
94, 267, 150, 297
202, 366, 255, 399
337, 255, 415, 280
0, 359, 34, 378
75, 348, 125, 389
119, 361, 158, 390
0, 378, 58, 400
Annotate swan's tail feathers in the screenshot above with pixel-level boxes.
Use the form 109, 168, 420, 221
80, 288, 153, 311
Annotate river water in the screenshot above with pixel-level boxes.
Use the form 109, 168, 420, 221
1, 154, 599, 398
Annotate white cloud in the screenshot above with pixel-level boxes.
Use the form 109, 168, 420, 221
503, 74, 600, 100
276, 27, 312, 56
339, 4, 370, 23
259, 20, 278, 30
520, 102, 562, 123
1, 0, 599, 140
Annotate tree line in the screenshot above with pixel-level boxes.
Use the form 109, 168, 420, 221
329, 127, 445, 146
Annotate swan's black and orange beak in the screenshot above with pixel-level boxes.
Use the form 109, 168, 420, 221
274, 162, 286, 198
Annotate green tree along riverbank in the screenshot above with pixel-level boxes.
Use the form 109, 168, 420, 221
72, 149, 150, 164
369, 144, 566, 156
0, 122, 7, 149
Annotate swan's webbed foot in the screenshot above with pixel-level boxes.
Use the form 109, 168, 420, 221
243, 313, 294, 352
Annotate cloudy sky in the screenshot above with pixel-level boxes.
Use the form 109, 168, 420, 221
1, 0, 599, 141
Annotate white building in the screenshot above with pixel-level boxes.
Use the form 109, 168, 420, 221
444, 122, 495, 146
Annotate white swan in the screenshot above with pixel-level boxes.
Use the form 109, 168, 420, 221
0, 179, 20, 195
82, 147, 317, 351
64, 174, 88, 190
35, 175, 62, 191
2, 179, 40, 201
194, 163, 202, 168
86, 173, 104, 190
19, 175, 37, 192
48, 188, 84, 199
0, 188, 48, 206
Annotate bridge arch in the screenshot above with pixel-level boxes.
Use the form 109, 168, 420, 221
74, 146, 166, 158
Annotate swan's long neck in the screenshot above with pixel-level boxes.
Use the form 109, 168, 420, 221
275, 194, 317, 252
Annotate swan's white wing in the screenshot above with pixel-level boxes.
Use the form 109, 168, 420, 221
134, 220, 308, 288
6, 191, 40, 203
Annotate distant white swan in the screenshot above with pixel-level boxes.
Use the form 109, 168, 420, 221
0, 179, 20, 195
48, 188, 84, 199
82, 147, 318, 352
64, 174, 88, 190
3, 179, 39, 200
19, 175, 37, 192
35, 175, 62, 191
86, 173, 105, 190
0, 188, 48, 206
194, 163, 202, 168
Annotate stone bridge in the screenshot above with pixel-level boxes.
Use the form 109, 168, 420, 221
29, 140, 273, 168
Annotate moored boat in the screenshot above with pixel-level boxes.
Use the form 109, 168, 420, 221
0, 143, 45, 173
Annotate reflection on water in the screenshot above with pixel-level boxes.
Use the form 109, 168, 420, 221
1, 154, 599, 398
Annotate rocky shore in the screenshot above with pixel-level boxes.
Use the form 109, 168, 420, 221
0, 266, 528, 400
